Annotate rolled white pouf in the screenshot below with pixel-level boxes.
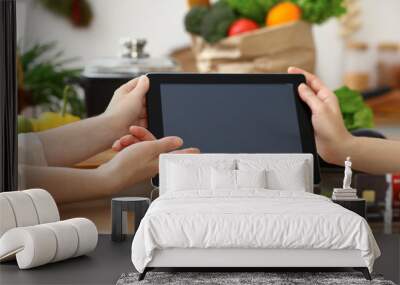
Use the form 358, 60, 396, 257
24, 189, 60, 224
66, 218, 98, 257
0, 191, 39, 227
42, 220, 79, 262
0, 218, 98, 269
0, 196, 17, 237
0, 226, 57, 269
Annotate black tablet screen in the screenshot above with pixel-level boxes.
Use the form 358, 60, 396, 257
160, 84, 302, 153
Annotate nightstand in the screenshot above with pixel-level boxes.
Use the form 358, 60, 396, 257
111, 197, 150, 242
332, 198, 366, 218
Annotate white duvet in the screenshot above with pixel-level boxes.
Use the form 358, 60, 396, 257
131, 190, 380, 273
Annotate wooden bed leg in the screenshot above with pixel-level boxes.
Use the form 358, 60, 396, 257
354, 267, 371, 280
138, 268, 148, 281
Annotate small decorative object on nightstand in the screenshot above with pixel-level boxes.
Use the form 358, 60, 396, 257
332, 157, 358, 200
111, 197, 150, 242
332, 157, 366, 217
332, 198, 366, 218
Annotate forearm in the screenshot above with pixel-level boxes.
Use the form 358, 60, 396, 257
331, 136, 400, 174
20, 165, 117, 204
37, 114, 125, 167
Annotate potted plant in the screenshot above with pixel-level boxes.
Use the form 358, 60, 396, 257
17, 43, 84, 133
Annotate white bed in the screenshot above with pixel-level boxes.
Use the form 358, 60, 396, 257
131, 154, 380, 280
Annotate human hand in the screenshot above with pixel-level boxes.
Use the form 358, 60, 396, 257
100, 131, 200, 193
288, 67, 352, 164
111, 126, 200, 155
103, 75, 149, 135
111, 126, 156, 151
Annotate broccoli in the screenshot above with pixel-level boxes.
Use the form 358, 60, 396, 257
293, 0, 346, 24
200, 1, 236, 43
184, 6, 209, 35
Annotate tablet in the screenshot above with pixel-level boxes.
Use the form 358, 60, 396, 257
146, 73, 320, 185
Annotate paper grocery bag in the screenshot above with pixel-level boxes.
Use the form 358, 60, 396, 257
191, 21, 315, 73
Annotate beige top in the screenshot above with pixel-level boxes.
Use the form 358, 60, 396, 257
18, 133, 47, 189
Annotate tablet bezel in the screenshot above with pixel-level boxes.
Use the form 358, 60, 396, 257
146, 73, 321, 186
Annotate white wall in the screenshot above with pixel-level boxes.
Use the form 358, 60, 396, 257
17, 0, 190, 62
16, 0, 400, 89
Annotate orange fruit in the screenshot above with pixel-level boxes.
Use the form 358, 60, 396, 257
266, 2, 302, 27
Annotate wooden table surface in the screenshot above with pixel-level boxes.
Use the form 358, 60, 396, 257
366, 89, 400, 125
74, 149, 116, 169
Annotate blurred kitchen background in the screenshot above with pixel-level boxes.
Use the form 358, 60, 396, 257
15, 0, 399, 235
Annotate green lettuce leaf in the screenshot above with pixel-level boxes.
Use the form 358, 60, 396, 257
334, 86, 374, 131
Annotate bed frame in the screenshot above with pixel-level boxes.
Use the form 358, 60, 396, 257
139, 248, 371, 280
138, 154, 372, 281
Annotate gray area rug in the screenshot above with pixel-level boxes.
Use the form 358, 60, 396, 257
116, 272, 396, 285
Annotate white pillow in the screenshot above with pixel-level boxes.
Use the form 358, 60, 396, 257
211, 168, 236, 190
211, 169, 267, 190
236, 169, 267, 189
167, 160, 235, 191
167, 163, 210, 191
238, 159, 308, 191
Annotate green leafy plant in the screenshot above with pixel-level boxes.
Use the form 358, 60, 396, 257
334, 86, 374, 131
19, 42, 85, 117
225, 0, 266, 23
293, 0, 346, 24
256, 0, 281, 12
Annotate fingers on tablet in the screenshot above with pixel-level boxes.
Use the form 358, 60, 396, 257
298, 83, 322, 112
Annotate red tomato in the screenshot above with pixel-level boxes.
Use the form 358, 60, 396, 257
228, 18, 259, 37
